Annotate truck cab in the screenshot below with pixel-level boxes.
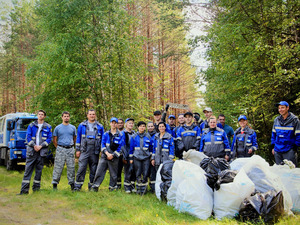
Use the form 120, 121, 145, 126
0, 113, 37, 170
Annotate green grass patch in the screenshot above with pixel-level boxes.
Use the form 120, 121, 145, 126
0, 166, 299, 224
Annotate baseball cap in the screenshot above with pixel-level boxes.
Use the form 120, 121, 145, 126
153, 110, 161, 115
238, 115, 247, 121
168, 115, 176, 119
275, 101, 289, 107
184, 112, 193, 117
110, 117, 118, 123
125, 118, 134, 123
203, 107, 212, 113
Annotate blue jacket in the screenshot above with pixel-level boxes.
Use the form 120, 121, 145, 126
271, 112, 300, 153
101, 130, 125, 159
231, 126, 258, 158
199, 127, 230, 158
26, 120, 52, 157
129, 132, 152, 161
151, 132, 174, 165
76, 120, 104, 154
176, 124, 201, 154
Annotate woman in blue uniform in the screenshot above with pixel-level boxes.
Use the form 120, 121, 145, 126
199, 116, 231, 161
231, 115, 258, 158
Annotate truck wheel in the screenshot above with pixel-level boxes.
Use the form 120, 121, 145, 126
6, 149, 15, 170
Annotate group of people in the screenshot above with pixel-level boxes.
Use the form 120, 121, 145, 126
18, 100, 300, 195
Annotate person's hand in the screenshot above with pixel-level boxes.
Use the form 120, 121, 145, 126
225, 155, 229, 161
123, 159, 127, 164
130, 160, 133, 164
76, 151, 81, 158
34, 145, 42, 152
106, 153, 113, 160
272, 149, 275, 155
248, 149, 253, 154
151, 160, 155, 167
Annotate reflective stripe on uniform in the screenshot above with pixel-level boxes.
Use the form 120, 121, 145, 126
197, 136, 201, 140
81, 134, 86, 138
214, 141, 223, 144
124, 182, 131, 186
246, 143, 252, 146
42, 137, 47, 140
42, 141, 48, 147
135, 147, 140, 150
28, 140, 34, 146
162, 148, 169, 152
33, 180, 41, 183
177, 137, 182, 140
169, 155, 174, 159
117, 182, 122, 185
75, 181, 84, 185
182, 130, 196, 135
252, 146, 257, 151
76, 143, 80, 146
32, 137, 36, 139
272, 129, 276, 133
275, 126, 293, 131
22, 180, 30, 183
114, 151, 120, 157
150, 181, 156, 184
205, 142, 211, 145
106, 143, 110, 147
295, 130, 300, 134
225, 149, 231, 152
129, 154, 133, 157
143, 147, 148, 151
101, 147, 106, 152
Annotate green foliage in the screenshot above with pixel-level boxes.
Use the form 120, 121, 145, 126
202, 0, 300, 164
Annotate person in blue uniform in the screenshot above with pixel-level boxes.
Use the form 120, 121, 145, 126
231, 115, 258, 158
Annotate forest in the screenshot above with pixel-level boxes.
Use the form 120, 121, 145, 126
0, 0, 300, 163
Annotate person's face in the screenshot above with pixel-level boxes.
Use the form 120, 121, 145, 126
138, 124, 146, 133
178, 115, 185, 124
204, 111, 212, 119
185, 115, 193, 125
158, 124, 166, 133
110, 121, 118, 129
238, 119, 247, 128
87, 111, 96, 122
126, 121, 134, 130
154, 114, 161, 122
168, 118, 175, 125
118, 120, 124, 129
62, 114, 70, 123
147, 123, 155, 132
37, 112, 46, 120
218, 116, 225, 126
209, 118, 217, 128
278, 105, 289, 117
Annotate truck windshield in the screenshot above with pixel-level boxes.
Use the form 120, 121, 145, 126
16, 119, 35, 131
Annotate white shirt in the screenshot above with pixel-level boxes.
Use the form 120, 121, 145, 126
36, 124, 43, 145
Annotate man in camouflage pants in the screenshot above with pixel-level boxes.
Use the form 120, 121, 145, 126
52, 111, 77, 190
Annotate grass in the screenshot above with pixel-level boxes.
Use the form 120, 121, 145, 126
0, 165, 299, 225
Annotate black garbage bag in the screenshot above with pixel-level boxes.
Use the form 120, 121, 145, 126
238, 190, 284, 224
200, 157, 230, 189
160, 160, 174, 201
214, 169, 237, 191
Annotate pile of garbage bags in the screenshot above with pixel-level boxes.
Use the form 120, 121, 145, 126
155, 150, 300, 222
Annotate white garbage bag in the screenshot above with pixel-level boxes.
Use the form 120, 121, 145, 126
242, 155, 293, 214
270, 164, 300, 212
213, 168, 255, 220
167, 160, 213, 219
155, 164, 163, 201
183, 149, 208, 165
230, 157, 252, 171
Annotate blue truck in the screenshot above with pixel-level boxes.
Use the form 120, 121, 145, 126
0, 113, 38, 170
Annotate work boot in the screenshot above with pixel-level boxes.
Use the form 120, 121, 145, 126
16, 191, 29, 195
70, 183, 74, 191
53, 184, 57, 190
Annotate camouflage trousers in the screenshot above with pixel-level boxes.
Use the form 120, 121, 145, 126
52, 146, 75, 185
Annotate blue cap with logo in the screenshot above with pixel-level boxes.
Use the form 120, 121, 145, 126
125, 118, 134, 123
238, 115, 247, 121
110, 117, 118, 123
275, 101, 289, 107
168, 115, 176, 119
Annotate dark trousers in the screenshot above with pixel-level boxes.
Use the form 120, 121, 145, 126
20, 152, 45, 193
74, 149, 99, 190
149, 163, 156, 192
134, 157, 150, 194
117, 155, 124, 188
92, 156, 119, 190
274, 149, 297, 167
